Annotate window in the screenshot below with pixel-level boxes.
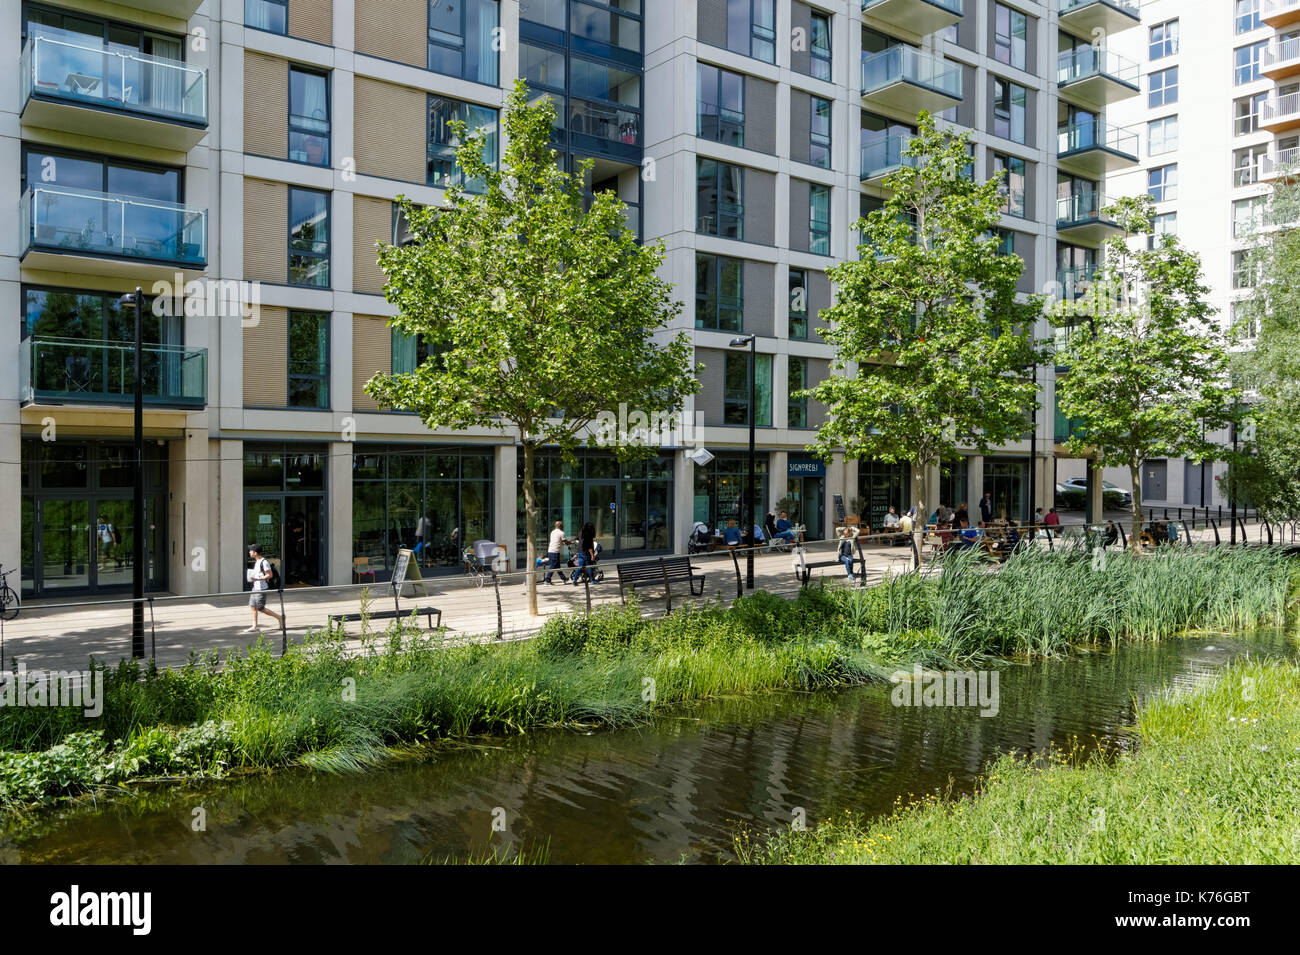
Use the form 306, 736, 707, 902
521, 41, 565, 89
1235, 41, 1266, 85
428, 96, 499, 192
1233, 196, 1267, 237
992, 78, 1027, 143
788, 357, 808, 429
288, 67, 330, 166
724, 350, 772, 427
288, 311, 329, 408
726, 0, 775, 63
788, 268, 808, 339
994, 228, 1014, 256
810, 12, 831, 81
1148, 115, 1177, 156
1147, 165, 1177, 202
698, 63, 745, 147
1145, 211, 1176, 249
696, 253, 743, 331
288, 188, 329, 287
245, 0, 287, 34
992, 152, 1026, 217
1235, 92, 1268, 135
1234, 144, 1268, 185
1235, 0, 1261, 35
809, 97, 832, 168
570, 0, 642, 57
428, 0, 499, 85
697, 158, 744, 239
1149, 20, 1179, 60
520, 0, 565, 29
994, 4, 1027, 71
1232, 250, 1255, 289
809, 183, 831, 254
1149, 67, 1178, 108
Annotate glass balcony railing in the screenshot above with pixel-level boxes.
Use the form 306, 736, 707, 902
568, 99, 641, 155
20, 336, 207, 407
861, 47, 962, 99
860, 134, 916, 179
1057, 119, 1138, 157
1057, 47, 1139, 87
21, 185, 207, 267
1057, 264, 1098, 299
1056, 192, 1112, 227
20, 26, 207, 126
863, 0, 963, 14
1060, 0, 1139, 18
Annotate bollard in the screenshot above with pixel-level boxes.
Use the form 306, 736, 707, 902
730, 548, 743, 600
148, 595, 157, 662
492, 571, 503, 640
659, 557, 674, 613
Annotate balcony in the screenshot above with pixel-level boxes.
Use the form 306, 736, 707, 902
1057, 0, 1141, 41
123, 0, 204, 17
1056, 48, 1139, 111
1263, 0, 1300, 29
1262, 35, 1300, 80
1056, 264, 1098, 300
19, 337, 207, 409
1057, 119, 1139, 178
862, 0, 963, 37
1056, 192, 1120, 243
20, 28, 207, 152
861, 47, 962, 118
20, 185, 207, 280
860, 134, 916, 184
1259, 146, 1300, 180
1261, 89, 1300, 132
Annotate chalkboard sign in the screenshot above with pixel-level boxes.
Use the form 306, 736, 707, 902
834, 494, 845, 523
392, 548, 427, 597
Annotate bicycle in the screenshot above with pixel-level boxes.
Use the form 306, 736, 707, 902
0, 564, 19, 621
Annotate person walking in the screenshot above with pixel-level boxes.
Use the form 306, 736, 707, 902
572, 521, 597, 585
979, 492, 994, 524
544, 520, 568, 584
244, 543, 284, 633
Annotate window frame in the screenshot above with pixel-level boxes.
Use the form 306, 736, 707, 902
1234, 41, 1266, 85
427, 94, 500, 193
787, 355, 809, 430
809, 95, 832, 168
696, 157, 745, 240
287, 309, 330, 409
808, 182, 831, 255
1235, 0, 1261, 35
992, 151, 1027, 218
287, 64, 331, 167
809, 10, 832, 81
1148, 66, 1178, 108
697, 62, 746, 147
1149, 19, 1179, 61
992, 76, 1027, 144
287, 186, 331, 288
244, 0, 288, 36
788, 268, 808, 340
695, 252, 744, 332
993, 3, 1027, 71
1147, 115, 1177, 156
724, 350, 772, 427
1147, 164, 1178, 203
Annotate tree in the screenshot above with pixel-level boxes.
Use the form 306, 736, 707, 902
367, 80, 698, 615
1225, 173, 1300, 519
803, 113, 1042, 562
1051, 195, 1237, 549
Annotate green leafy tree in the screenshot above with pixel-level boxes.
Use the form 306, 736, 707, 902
802, 113, 1042, 560
1051, 195, 1237, 548
367, 81, 698, 614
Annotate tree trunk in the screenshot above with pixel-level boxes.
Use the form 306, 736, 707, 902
1129, 462, 1143, 554
523, 441, 539, 616
910, 460, 928, 572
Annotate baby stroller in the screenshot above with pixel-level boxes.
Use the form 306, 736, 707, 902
687, 521, 712, 555
567, 539, 605, 583
464, 539, 503, 586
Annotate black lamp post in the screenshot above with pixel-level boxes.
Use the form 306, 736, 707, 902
730, 334, 757, 589
119, 288, 145, 658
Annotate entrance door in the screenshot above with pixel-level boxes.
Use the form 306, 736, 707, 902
1143, 459, 1168, 502
93, 498, 135, 590
585, 483, 617, 556
284, 497, 323, 586
37, 500, 91, 593
245, 497, 282, 588
787, 477, 825, 540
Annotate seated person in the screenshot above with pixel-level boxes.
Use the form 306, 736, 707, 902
899, 509, 914, 535
1003, 520, 1022, 550
959, 525, 983, 548
722, 520, 743, 547
752, 522, 767, 545
883, 507, 901, 530
1166, 521, 1180, 544
773, 511, 798, 543
1104, 521, 1120, 546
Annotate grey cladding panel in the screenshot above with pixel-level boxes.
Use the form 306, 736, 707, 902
744, 260, 776, 337
697, 0, 728, 49
746, 76, 778, 154
790, 2, 812, 77
788, 178, 809, 253
747, 168, 777, 246
789, 90, 811, 165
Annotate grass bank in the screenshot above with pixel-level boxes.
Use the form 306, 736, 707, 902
740, 657, 1300, 864
0, 547, 1291, 812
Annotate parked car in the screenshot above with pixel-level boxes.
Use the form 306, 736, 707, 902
1061, 478, 1133, 508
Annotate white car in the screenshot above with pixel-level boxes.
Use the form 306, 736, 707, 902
1061, 478, 1133, 507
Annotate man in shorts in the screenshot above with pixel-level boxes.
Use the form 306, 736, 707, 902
245, 543, 285, 633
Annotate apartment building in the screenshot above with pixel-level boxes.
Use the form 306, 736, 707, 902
1093, 0, 1273, 510
3, 0, 1115, 601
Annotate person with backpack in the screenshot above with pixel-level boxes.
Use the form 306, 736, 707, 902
572, 522, 598, 586
245, 543, 285, 633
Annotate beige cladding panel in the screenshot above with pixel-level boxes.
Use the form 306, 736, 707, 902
244, 51, 288, 160
353, 196, 392, 295
354, 77, 427, 184
352, 314, 392, 411
244, 306, 288, 408
243, 178, 288, 284
288, 0, 333, 44
355, 0, 427, 67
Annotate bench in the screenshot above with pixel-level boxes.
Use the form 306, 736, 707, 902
617, 556, 705, 611
794, 542, 866, 586
328, 606, 442, 631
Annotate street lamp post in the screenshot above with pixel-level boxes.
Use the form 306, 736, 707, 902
730, 334, 757, 589
120, 288, 145, 658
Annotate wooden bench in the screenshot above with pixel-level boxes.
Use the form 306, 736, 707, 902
794, 541, 866, 586
617, 556, 705, 611
328, 606, 442, 631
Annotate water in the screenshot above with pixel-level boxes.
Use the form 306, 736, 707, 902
10, 629, 1296, 864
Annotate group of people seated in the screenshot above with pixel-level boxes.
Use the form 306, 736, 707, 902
714, 510, 802, 549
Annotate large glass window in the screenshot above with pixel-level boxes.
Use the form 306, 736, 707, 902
789, 268, 808, 339
693, 453, 769, 528
1235, 92, 1268, 134
788, 356, 808, 429
696, 158, 744, 239
428, 96, 499, 192
1235, 41, 1266, 85
571, 0, 642, 58
698, 63, 745, 147
1148, 115, 1177, 155
521, 0, 566, 29
1149, 67, 1178, 107
810, 12, 831, 81
428, 0, 499, 85
288, 67, 330, 166
994, 4, 1027, 70
1235, 0, 1261, 35
1149, 19, 1179, 60
696, 253, 743, 331
809, 96, 832, 168
288, 311, 329, 408
1147, 164, 1177, 202
288, 187, 329, 287
809, 183, 831, 255
992, 78, 1026, 143
520, 41, 565, 89
245, 0, 287, 34
724, 350, 772, 427
725, 0, 775, 63
992, 152, 1026, 217
1233, 196, 1267, 238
